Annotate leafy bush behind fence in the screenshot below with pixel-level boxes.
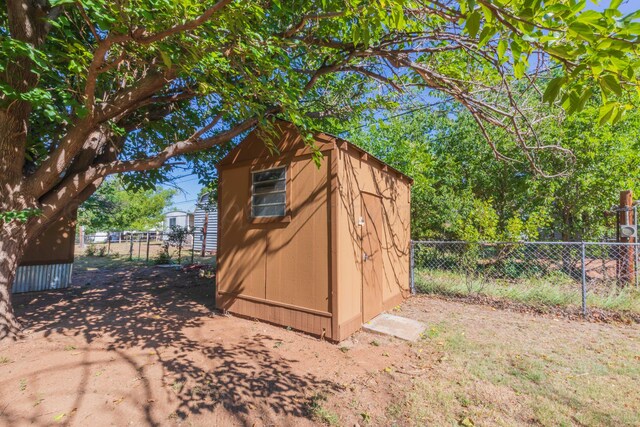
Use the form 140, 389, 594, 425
411, 241, 640, 314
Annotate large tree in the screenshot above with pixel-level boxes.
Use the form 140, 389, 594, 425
1, 0, 638, 339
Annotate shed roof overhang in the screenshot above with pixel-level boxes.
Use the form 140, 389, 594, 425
216, 119, 414, 185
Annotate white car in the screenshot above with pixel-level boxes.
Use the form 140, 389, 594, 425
92, 232, 109, 243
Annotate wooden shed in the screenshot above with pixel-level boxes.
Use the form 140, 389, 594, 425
216, 121, 412, 341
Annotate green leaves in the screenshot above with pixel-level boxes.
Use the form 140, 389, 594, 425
599, 74, 622, 97
598, 101, 629, 125
159, 50, 173, 69
3, 0, 640, 211
497, 39, 508, 62
543, 77, 565, 105
348, 86, 640, 241
0, 209, 42, 223
78, 177, 175, 232
465, 10, 482, 38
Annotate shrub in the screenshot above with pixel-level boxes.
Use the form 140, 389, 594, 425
166, 225, 192, 264
154, 243, 172, 265
84, 244, 96, 256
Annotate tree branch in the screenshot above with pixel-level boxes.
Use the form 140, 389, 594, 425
132, 0, 233, 44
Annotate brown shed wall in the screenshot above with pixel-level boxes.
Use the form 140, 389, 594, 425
20, 213, 76, 266
216, 123, 336, 339
334, 145, 411, 341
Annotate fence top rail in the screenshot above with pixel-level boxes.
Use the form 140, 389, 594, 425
412, 240, 640, 247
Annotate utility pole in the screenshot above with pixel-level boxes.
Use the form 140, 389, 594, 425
618, 190, 635, 285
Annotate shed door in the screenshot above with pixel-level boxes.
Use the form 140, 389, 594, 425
361, 193, 383, 323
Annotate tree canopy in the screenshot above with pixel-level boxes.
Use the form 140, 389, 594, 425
78, 177, 175, 233
3, 0, 640, 220
348, 89, 640, 241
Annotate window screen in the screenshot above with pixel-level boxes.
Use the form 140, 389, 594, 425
169, 217, 177, 227
252, 167, 286, 217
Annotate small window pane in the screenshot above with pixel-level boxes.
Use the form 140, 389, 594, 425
254, 169, 285, 182
253, 180, 285, 194
253, 193, 285, 206
252, 204, 285, 217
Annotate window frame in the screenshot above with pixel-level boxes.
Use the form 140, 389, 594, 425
250, 166, 288, 219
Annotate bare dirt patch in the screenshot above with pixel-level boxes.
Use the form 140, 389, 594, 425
1, 265, 638, 426
0, 265, 407, 426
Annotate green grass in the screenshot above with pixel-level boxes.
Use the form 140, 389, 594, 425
415, 269, 640, 313
307, 393, 341, 426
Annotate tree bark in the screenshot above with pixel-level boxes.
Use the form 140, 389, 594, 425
0, 221, 27, 341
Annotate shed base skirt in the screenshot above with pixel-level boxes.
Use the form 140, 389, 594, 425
13, 263, 73, 293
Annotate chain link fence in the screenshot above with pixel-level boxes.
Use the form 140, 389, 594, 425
410, 241, 640, 315
75, 230, 214, 265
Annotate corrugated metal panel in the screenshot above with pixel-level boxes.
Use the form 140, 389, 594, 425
13, 263, 73, 294
194, 194, 218, 252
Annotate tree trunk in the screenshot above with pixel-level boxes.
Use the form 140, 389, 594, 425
0, 107, 31, 341
0, 221, 28, 341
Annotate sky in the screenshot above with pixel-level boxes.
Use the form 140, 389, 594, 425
162, 171, 204, 213
160, 0, 639, 213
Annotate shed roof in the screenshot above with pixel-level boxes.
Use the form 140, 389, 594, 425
321, 131, 413, 184
195, 192, 217, 209
217, 120, 413, 184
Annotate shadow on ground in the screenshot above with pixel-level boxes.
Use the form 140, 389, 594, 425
4, 266, 339, 426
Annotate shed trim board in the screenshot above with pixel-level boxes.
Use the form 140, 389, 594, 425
220, 294, 333, 338
329, 142, 340, 340
216, 120, 411, 341
218, 291, 332, 318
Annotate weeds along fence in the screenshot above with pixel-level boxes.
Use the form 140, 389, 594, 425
410, 241, 640, 315
75, 231, 208, 264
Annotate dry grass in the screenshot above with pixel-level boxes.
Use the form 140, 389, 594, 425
415, 269, 640, 313
379, 298, 640, 426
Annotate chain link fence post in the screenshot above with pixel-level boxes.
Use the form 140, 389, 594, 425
410, 241, 415, 294
581, 241, 587, 317
146, 232, 151, 263
191, 229, 196, 264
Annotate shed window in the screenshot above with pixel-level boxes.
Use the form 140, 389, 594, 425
252, 167, 286, 217
169, 217, 177, 227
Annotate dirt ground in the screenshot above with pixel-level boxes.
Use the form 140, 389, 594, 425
1, 262, 639, 426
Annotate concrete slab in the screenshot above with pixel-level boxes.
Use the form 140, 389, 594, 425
362, 313, 427, 342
